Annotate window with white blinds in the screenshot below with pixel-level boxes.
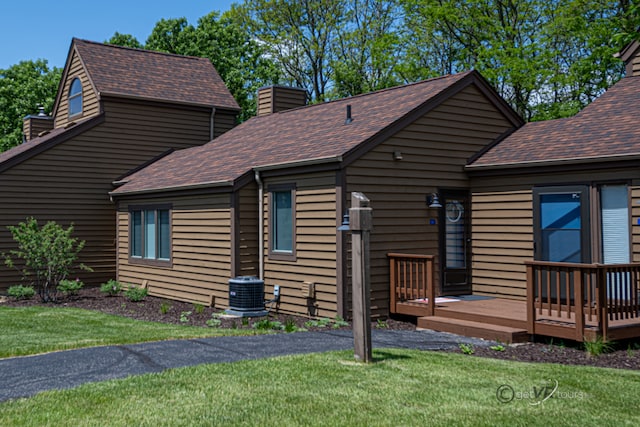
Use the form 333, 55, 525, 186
601, 185, 629, 264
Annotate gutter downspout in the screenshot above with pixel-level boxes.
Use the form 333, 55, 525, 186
210, 107, 216, 140
255, 170, 264, 280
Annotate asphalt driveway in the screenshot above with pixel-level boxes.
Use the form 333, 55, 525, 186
0, 329, 489, 402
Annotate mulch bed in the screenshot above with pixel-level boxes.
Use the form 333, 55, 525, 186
2, 287, 639, 370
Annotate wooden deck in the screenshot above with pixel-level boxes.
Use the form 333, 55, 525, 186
388, 254, 640, 343
404, 298, 530, 343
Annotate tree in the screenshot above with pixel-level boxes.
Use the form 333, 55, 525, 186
400, 0, 634, 121
144, 17, 198, 54
194, 12, 281, 120
331, 0, 404, 97
0, 60, 61, 152
4, 218, 90, 302
105, 32, 143, 49
233, 0, 347, 102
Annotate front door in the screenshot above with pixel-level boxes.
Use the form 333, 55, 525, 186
533, 186, 590, 263
439, 190, 471, 295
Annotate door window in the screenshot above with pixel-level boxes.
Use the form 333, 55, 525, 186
534, 186, 590, 263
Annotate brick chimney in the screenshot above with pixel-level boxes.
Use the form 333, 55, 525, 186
257, 86, 308, 116
23, 105, 54, 142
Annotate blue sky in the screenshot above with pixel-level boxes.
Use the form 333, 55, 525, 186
0, 1, 236, 70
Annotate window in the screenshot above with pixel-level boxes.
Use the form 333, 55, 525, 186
269, 184, 296, 260
68, 78, 83, 117
130, 206, 171, 265
600, 184, 630, 264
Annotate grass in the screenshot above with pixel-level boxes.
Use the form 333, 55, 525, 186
0, 306, 259, 358
1, 349, 638, 426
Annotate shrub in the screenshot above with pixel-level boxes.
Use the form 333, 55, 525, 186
57, 278, 84, 296
124, 285, 147, 302
7, 285, 35, 300
4, 218, 91, 302
100, 279, 123, 296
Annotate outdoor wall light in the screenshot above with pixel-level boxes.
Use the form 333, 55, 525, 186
427, 193, 442, 208
337, 209, 350, 231
392, 150, 403, 160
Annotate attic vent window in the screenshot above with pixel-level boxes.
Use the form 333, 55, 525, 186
68, 77, 83, 117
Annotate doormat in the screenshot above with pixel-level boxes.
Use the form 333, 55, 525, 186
411, 297, 460, 304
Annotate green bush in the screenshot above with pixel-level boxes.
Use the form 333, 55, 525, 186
57, 278, 84, 296
100, 279, 123, 296
7, 285, 35, 300
4, 217, 91, 302
124, 285, 147, 302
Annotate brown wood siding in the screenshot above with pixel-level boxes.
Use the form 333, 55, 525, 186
257, 86, 307, 116
23, 117, 54, 141
263, 172, 338, 317
257, 87, 273, 116
117, 194, 233, 305
345, 84, 515, 317
631, 54, 640, 77
237, 182, 259, 277
54, 50, 99, 128
0, 99, 215, 291
214, 109, 238, 137
471, 190, 532, 299
470, 168, 640, 300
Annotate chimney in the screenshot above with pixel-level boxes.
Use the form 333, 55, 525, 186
617, 38, 640, 77
257, 86, 307, 117
23, 105, 54, 142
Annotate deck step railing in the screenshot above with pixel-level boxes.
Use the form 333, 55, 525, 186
526, 261, 640, 341
388, 253, 435, 316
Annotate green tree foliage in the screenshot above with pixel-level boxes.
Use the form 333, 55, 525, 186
0, 60, 61, 151
233, 0, 347, 102
105, 32, 143, 49
4, 218, 90, 302
192, 12, 281, 120
399, 0, 634, 121
331, 0, 404, 97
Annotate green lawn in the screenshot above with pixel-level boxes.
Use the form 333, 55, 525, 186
1, 349, 638, 426
0, 306, 258, 358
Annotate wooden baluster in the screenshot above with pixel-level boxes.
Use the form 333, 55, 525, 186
556, 269, 562, 317
565, 268, 571, 319
546, 268, 552, 316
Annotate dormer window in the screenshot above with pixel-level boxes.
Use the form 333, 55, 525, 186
68, 78, 83, 117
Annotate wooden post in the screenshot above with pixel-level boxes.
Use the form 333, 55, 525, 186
349, 192, 373, 363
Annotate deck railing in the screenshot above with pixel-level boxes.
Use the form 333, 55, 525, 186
526, 261, 640, 341
388, 253, 435, 316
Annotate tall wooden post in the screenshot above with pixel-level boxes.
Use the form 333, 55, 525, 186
349, 192, 373, 363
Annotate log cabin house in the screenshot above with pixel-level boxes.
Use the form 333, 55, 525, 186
0, 38, 239, 289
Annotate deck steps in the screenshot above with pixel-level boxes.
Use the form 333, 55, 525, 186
417, 316, 530, 344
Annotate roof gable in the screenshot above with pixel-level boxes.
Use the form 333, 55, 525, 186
53, 39, 239, 114
112, 71, 522, 196
469, 76, 640, 169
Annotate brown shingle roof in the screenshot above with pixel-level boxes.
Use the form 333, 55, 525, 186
469, 76, 640, 168
72, 39, 239, 110
112, 71, 509, 195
